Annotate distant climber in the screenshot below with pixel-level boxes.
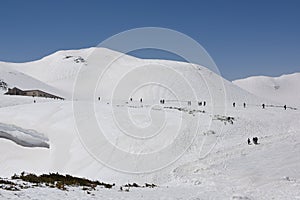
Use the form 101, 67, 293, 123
187, 101, 191, 106
262, 104, 265, 109
253, 137, 259, 145
233, 102, 236, 107
247, 138, 251, 145
284, 105, 287, 110
243, 103, 246, 108
140, 98, 143, 103
98, 97, 101, 101
130, 98, 132, 102
33, 100, 36, 103
203, 101, 206, 106
198, 101, 202, 106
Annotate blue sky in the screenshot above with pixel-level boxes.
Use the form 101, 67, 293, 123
0, 0, 299, 80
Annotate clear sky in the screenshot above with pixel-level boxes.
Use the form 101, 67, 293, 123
0, 0, 299, 80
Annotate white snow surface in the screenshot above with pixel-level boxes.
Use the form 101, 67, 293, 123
233, 73, 300, 108
0, 47, 299, 199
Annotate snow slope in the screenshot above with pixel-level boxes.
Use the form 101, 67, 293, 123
0, 95, 299, 199
233, 73, 300, 107
0, 48, 299, 199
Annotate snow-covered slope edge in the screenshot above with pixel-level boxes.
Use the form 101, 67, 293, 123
0, 122, 49, 148
233, 73, 300, 107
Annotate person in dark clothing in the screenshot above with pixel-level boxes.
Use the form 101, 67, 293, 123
262, 104, 265, 109
203, 101, 206, 106
187, 101, 191, 106
253, 137, 259, 145
130, 98, 132, 102
198, 101, 202, 106
284, 105, 287, 110
98, 97, 101, 101
247, 138, 251, 145
140, 98, 143, 103
243, 103, 246, 108
233, 102, 236, 107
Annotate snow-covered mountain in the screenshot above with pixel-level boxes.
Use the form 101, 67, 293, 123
2, 47, 265, 104
0, 48, 299, 199
1, 49, 92, 99
233, 73, 300, 107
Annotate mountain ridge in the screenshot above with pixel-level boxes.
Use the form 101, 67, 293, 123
233, 72, 300, 107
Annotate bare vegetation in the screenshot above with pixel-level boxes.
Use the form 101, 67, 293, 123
11, 172, 115, 190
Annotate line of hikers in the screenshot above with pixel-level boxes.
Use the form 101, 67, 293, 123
130, 98, 143, 103
232, 102, 288, 110
264, 104, 287, 110
261, 103, 287, 110
96, 97, 288, 110
121, 97, 207, 106
248, 137, 259, 145
98, 96, 208, 106
160, 99, 206, 106
232, 102, 246, 108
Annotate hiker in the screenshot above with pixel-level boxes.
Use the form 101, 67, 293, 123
243, 103, 246, 108
130, 98, 132, 102
284, 105, 287, 110
163, 99, 165, 104
262, 104, 265, 109
203, 101, 206, 106
233, 102, 236, 107
187, 101, 191, 106
140, 98, 143, 103
33, 100, 36, 103
198, 101, 202, 106
98, 97, 101, 101
253, 137, 259, 145
247, 138, 251, 145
